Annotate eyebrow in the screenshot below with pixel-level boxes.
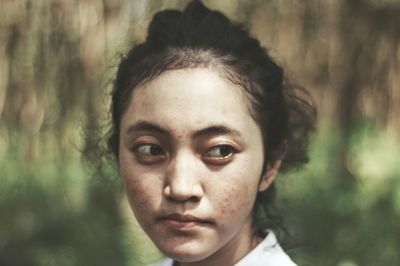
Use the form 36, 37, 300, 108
125, 120, 242, 139
192, 125, 242, 139
125, 121, 170, 136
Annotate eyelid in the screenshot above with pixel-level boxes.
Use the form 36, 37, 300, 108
203, 138, 241, 152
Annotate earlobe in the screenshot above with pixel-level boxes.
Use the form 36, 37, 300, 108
258, 160, 282, 192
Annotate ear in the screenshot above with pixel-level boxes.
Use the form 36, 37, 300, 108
258, 160, 282, 192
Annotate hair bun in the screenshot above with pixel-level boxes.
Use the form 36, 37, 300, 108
147, 0, 234, 49
182, 0, 232, 48
181, 0, 211, 26
147, 10, 182, 46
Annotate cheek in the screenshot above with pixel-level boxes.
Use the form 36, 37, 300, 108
124, 174, 162, 226
211, 180, 258, 225
120, 157, 161, 217
126, 178, 151, 206
212, 159, 263, 221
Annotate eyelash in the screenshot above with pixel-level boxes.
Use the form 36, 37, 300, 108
132, 143, 237, 165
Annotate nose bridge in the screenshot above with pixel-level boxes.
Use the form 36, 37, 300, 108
164, 148, 203, 201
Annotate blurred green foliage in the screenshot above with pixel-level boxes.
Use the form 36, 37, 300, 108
279, 123, 400, 265
0, 0, 399, 265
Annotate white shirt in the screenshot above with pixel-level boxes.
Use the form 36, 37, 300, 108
148, 232, 297, 266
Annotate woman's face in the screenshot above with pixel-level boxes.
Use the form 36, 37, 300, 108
119, 68, 273, 263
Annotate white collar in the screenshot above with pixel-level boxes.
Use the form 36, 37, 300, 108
148, 231, 297, 266
234, 231, 297, 266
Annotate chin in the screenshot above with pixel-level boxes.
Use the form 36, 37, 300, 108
157, 241, 215, 263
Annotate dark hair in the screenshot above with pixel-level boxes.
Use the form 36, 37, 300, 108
108, 0, 316, 234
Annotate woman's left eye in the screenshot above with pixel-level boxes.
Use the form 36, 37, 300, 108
203, 145, 236, 159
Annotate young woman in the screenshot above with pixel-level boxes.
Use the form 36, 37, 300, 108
107, 1, 315, 265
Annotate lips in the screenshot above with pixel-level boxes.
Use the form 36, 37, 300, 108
158, 213, 212, 231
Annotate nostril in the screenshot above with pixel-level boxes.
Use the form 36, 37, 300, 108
167, 194, 201, 204
163, 183, 203, 203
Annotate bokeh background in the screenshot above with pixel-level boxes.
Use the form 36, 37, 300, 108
0, 0, 399, 265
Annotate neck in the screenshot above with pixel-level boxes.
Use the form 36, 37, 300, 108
176, 219, 262, 266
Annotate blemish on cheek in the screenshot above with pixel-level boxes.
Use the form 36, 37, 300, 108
221, 204, 228, 214
217, 184, 255, 220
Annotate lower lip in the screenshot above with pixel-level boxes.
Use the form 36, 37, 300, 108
162, 219, 206, 231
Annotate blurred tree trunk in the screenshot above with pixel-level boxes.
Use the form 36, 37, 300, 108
332, 0, 400, 181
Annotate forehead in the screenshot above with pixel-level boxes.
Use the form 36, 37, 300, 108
121, 68, 260, 138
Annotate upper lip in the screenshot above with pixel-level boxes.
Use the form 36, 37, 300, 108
160, 213, 211, 223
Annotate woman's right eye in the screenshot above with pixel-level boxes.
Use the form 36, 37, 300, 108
133, 144, 166, 164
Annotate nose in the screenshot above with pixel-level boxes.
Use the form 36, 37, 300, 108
163, 150, 204, 203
